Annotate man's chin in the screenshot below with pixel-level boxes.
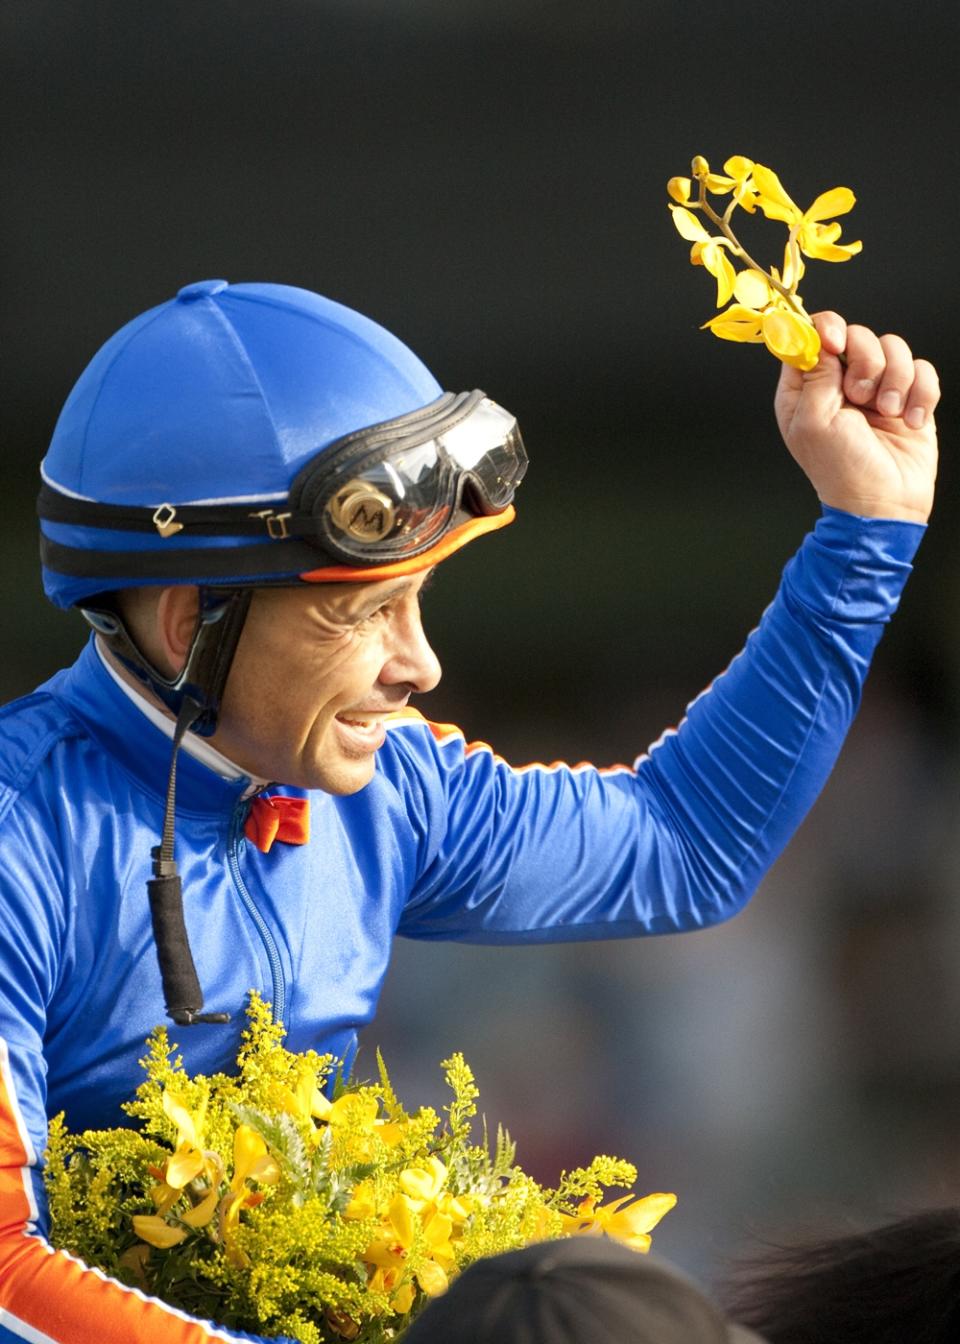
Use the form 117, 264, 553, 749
307, 753, 379, 797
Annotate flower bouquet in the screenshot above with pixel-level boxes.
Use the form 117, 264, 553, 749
668, 153, 862, 369
45, 994, 675, 1343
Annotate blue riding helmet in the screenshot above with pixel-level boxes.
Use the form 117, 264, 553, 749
39, 279, 524, 610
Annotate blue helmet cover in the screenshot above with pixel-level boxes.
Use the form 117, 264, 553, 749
40, 280, 443, 607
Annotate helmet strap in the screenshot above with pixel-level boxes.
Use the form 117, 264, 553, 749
81, 585, 254, 1026
81, 586, 253, 736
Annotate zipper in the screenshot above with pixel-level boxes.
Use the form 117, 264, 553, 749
227, 808, 286, 1024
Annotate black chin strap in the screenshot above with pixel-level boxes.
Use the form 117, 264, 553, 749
83, 587, 254, 1026
82, 587, 253, 737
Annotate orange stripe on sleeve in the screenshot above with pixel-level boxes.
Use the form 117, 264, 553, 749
386, 714, 636, 777
0, 1040, 246, 1344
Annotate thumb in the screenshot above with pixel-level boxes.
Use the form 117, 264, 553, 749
775, 316, 846, 437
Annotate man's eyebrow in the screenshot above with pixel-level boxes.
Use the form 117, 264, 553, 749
352, 569, 435, 615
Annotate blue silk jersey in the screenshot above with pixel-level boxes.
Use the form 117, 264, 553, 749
0, 507, 923, 1344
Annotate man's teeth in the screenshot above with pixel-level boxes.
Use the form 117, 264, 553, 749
340, 714, 373, 728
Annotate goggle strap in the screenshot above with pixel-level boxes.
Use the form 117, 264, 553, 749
38, 482, 317, 537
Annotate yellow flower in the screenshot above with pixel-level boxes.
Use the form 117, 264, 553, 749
690, 154, 758, 210
701, 300, 821, 371
359, 1173, 459, 1312
149, 1180, 180, 1216
778, 239, 804, 290
376, 1118, 406, 1147
761, 306, 821, 370
732, 269, 774, 309
699, 304, 766, 345
343, 1180, 377, 1221
422, 1210, 456, 1269
390, 1280, 416, 1314
363, 1239, 407, 1272
387, 1191, 417, 1250
399, 1156, 447, 1206
561, 1192, 677, 1253
416, 1259, 449, 1297
219, 1125, 281, 1267
751, 164, 862, 261
230, 1124, 280, 1192
274, 1059, 330, 1127
669, 206, 737, 307
594, 1192, 677, 1251
667, 176, 692, 204
436, 1191, 472, 1225
161, 1089, 209, 1189
327, 1092, 379, 1127
179, 1186, 220, 1229
314, 1090, 385, 1159
368, 1260, 420, 1316
131, 1214, 189, 1249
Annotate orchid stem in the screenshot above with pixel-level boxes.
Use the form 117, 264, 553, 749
697, 185, 811, 321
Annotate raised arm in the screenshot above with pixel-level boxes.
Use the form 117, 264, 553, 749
395, 318, 940, 939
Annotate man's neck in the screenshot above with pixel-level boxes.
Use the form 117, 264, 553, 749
94, 637, 269, 790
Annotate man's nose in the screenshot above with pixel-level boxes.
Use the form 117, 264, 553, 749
380, 609, 442, 693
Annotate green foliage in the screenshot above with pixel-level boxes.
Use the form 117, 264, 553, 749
551, 1155, 639, 1212
438, 1053, 479, 1147
45, 993, 672, 1342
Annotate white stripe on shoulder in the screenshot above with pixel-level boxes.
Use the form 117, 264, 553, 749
0, 1039, 37, 1168
0, 1307, 60, 1344
0, 1038, 39, 1232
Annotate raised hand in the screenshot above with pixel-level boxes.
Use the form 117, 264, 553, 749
774, 311, 940, 524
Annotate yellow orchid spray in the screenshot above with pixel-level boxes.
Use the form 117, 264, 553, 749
44, 993, 675, 1344
668, 154, 862, 370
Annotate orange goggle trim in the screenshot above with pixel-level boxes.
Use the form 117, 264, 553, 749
298, 507, 515, 583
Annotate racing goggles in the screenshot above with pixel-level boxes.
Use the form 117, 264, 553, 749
292, 389, 527, 566
37, 390, 527, 583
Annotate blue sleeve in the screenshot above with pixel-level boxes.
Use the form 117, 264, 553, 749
393, 507, 923, 941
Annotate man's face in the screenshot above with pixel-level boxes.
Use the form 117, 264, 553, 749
210, 569, 441, 792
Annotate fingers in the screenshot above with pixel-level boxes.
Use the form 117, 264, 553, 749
842, 324, 888, 405
904, 358, 941, 430
810, 311, 941, 428
812, 310, 846, 356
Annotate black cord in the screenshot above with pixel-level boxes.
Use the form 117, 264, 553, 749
147, 697, 230, 1026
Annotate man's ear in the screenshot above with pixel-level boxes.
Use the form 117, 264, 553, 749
155, 586, 200, 675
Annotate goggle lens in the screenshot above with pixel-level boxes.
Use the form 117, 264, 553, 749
314, 395, 526, 563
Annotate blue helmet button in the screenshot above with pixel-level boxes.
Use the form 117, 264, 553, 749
176, 279, 230, 302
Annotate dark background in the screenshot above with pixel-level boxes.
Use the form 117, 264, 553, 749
3, 0, 959, 1288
